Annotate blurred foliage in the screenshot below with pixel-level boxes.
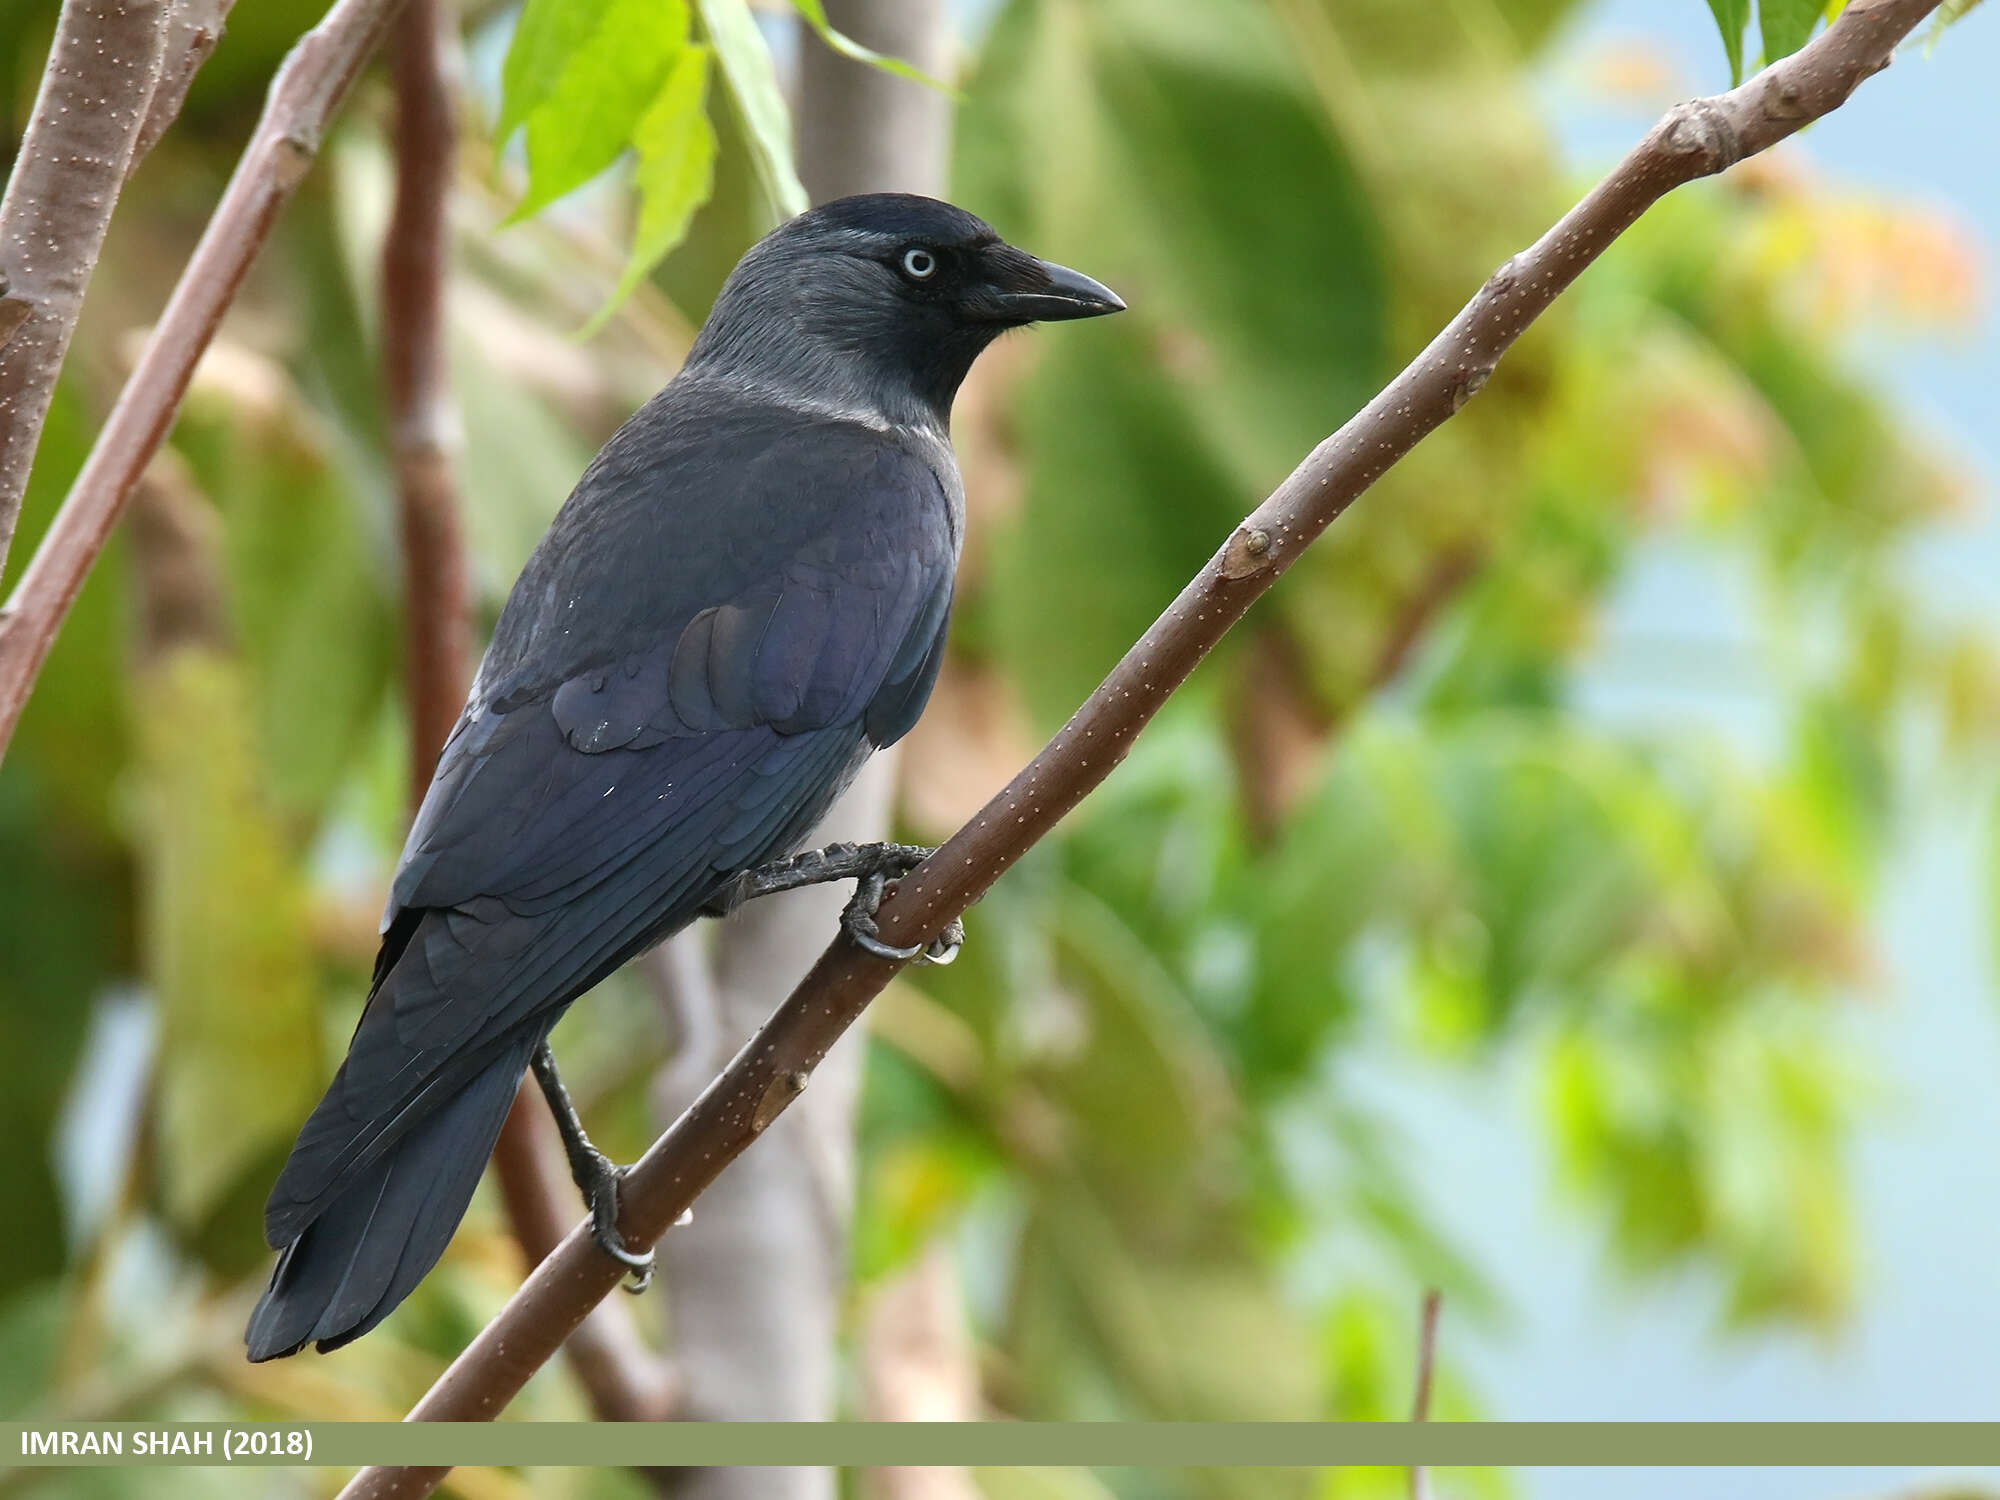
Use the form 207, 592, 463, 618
0, 0, 1995, 1497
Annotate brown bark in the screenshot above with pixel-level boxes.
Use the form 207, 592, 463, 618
382, 0, 470, 800
0, 0, 172, 569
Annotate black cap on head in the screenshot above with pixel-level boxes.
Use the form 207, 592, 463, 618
687, 193, 1123, 426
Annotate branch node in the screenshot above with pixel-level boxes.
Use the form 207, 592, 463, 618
1765, 77, 1813, 121
1661, 98, 1742, 172
1449, 364, 1493, 413
270, 133, 318, 188
1220, 525, 1276, 580
752, 1068, 812, 1132
0, 296, 30, 350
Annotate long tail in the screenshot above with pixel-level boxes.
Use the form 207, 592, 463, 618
244, 1022, 546, 1362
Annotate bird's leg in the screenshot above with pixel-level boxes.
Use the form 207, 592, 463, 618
706, 841, 934, 908
529, 1043, 654, 1293
703, 841, 964, 966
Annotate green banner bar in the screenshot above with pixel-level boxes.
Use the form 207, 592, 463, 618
4, 1422, 1998, 1469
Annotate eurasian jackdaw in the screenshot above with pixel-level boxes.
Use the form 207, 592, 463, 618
245, 193, 1121, 1361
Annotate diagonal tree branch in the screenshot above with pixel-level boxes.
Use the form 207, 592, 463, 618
487, 1087, 681, 1426
330, 0, 1939, 1489
0, 0, 409, 759
0, 0, 172, 569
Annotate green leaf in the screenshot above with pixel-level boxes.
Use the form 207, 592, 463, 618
1106, 0, 1388, 477
140, 651, 324, 1244
501, 0, 693, 222
496, 0, 596, 141
698, 0, 809, 218
789, 0, 948, 89
1758, 0, 1824, 65
597, 44, 719, 324
0, 380, 131, 1294
992, 322, 1246, 731
1490, 0, 1595, 54
1930, 0, 1986, 45
963, 0, 1386, 725
171, 391, 395, 830
1704, 0, 1749, 82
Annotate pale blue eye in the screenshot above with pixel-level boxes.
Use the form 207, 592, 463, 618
901, 247, 937, 279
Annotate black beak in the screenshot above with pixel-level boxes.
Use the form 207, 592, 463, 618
979, 252, 1125, 323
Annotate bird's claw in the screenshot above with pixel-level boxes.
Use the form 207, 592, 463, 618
922, 917, 965, 966
841, 871, 964, 965
842, 871, 924, 961
586, 1162, 655, 1293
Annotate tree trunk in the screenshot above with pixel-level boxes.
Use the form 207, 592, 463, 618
656, 2, 950, 1495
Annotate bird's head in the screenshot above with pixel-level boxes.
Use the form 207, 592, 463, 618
684, 193, 1124, 429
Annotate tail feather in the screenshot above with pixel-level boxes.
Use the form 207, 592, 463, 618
245, 1024, 544, 1362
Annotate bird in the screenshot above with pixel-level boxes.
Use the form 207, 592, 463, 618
244, 193, 1122, 1361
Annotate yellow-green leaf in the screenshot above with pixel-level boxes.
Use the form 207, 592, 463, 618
141, 650, 323, 1235
502, 0, 692, 222
697, 0, 808, 218
789, 0, 950, 90
1704, 0, 1749, 82
1758, 0, 1824, 64
598, 44, 719, 323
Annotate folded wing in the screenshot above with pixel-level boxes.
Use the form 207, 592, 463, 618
266, 417, 957, 1243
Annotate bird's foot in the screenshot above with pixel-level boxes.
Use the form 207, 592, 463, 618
705, 841, 963, 965
530, 1041, 654, 1292
705, 840, 936, 915
580, 1157, 655, 1294
840, 869, 964, 966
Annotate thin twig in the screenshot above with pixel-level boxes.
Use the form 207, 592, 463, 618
383, 0, 470, 804
0, 0, 410, 758
0, 0, 171, 566
331, 2, 1938, 1489
1411, 1289, 1441, 1500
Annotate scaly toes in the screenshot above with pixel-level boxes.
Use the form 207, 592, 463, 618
588, 1168, 656, 1292
844, 909, 925, 962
